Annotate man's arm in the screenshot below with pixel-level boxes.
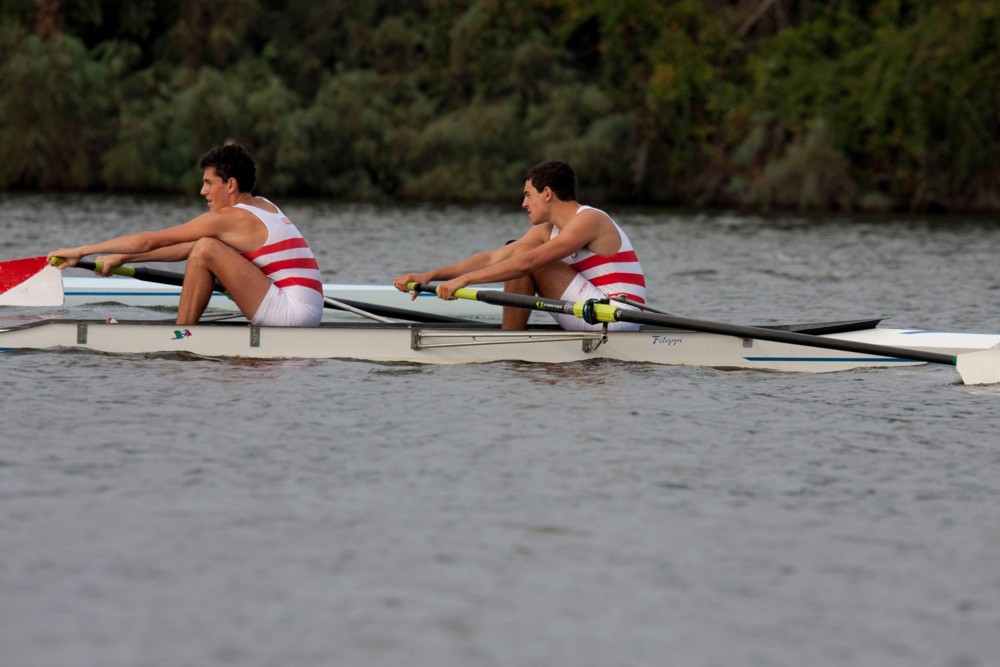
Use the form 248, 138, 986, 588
91, 242, 197, 275
392, 226, 548, 292
49, 209, 254, 269
392, 247, 515, 295
437, 213, 606, 295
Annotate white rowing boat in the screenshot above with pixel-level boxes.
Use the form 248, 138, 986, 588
61, 276, 500, 319
2, 315, 998, 378
4, 257, 1000, 383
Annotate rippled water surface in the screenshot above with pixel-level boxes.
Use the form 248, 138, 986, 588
2, 193, 1000, 667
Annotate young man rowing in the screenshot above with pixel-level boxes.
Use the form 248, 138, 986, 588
48, 144, 324, 326
393, 160, 646, 330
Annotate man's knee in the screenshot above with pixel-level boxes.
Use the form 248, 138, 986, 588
187, 237, 229, 264
532, 261, 577, 298
506, 243, 554, 281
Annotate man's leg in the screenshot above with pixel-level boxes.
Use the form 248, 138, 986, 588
177, 238, 273, 325
501, 249, 577, 330
502, 273, 536, 330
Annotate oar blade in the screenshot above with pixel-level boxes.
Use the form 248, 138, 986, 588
955, 349, 1000, 386
0, 256, 64, 306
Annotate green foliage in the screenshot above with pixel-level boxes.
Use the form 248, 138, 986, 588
0, 28, 128, 189
402, 97, 524, 200
734, 0, 1000, 211
737, 118, 859, 210
300, 69, 409, 197
0, 0, 997, 211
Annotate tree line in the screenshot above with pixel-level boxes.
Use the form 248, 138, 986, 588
1, 0, 997, 212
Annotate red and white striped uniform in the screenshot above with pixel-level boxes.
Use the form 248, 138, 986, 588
236, 201, 323, 295
552, 205, 646, 304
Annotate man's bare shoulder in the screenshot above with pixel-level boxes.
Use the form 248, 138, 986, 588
559, 207, 608, 237
190, 205, 266, 243
571, 205, 613, 225
565, 206, 622, 254
245, 196, 278, 214
213, 204, 262, 225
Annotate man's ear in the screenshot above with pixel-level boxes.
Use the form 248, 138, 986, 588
541, 186, 554, 201
227, 177, 239, 193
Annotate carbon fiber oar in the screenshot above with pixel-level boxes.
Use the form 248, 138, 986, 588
58, 260, 478, 323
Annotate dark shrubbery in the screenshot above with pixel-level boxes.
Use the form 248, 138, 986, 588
1, 0, 997, 212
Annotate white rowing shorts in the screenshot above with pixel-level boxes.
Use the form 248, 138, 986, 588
550, 273, 640, 331
250, 284, 324, 327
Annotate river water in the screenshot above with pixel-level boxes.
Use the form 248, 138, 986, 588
2, 193, 999, 667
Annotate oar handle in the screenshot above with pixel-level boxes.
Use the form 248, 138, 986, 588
409, 282, 614, 320
410, 282, 480, 301
74, 259, 139, 279
51, 257, 224, 292
77, 260, 190, 287
408, 281, 617, 322
50, 257, 142, 280
409, 282, 437, 295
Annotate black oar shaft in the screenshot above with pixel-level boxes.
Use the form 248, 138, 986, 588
70, 267, 478, 324
75, 260, 222, 291
327, 298, 479, 324
612, 308, 956, 366
412, 282, 575, 312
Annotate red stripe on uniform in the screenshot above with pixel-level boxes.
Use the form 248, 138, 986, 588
242, 237, 310, 261
257, 258, 320, 276
568, 250, 640, 273
274, 277, 324, 293
588, 272, 647, 288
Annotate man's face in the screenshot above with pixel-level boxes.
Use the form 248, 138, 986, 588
521, 180, 550, 225
200, 167, 233, 212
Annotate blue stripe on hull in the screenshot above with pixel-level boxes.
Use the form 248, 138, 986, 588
744, 357, 917, 363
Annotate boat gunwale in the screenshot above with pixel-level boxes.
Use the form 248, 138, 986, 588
1, 316, 885, 336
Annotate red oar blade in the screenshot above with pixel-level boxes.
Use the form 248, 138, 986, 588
0, 256, 65, 306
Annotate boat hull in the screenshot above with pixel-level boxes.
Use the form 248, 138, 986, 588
3, 318, 997, 374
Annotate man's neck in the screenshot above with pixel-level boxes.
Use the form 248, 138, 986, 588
548, 199, 580, 229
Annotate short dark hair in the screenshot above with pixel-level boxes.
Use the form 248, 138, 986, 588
199, 143, 256, 192
521, 161, 577, 201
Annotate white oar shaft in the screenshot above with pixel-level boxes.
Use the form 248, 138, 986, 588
610, 294, 678, 316
324, 297, 395, 323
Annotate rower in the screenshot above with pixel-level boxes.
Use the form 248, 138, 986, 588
393, 161, 647, 331
48, 144, 324, 326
